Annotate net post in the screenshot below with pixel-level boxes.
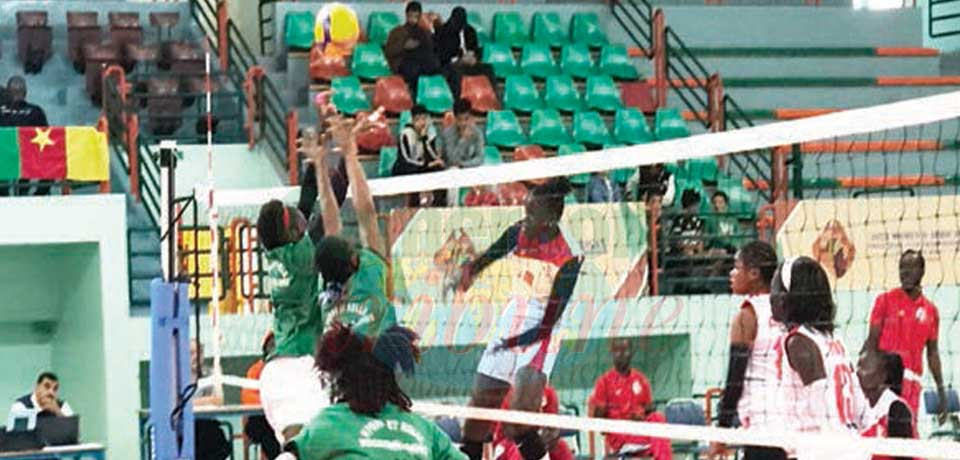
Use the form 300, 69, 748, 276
287, 110, 299, 185
652, 9, 667, 109
647, 198, 661, 295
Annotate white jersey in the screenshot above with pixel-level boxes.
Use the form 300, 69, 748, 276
737, 295, 787, 428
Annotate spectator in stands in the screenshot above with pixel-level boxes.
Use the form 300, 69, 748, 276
8, 372, 74, 419
670, 188, 705, 257
587, 172, 621, 203
625, 164, 674, 206
242, 332, 281, 460
439, 99, 484, 169
706, 191, 738, 253
434, 7, 497, 101
191, 342, 232, 460
666, 188, 713, 294
394, 104, 446, 207
589, 339, 671, 460
385, 1, 441, 95
0, 76, 50, 197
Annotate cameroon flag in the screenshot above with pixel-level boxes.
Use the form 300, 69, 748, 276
0, 127, 109, 181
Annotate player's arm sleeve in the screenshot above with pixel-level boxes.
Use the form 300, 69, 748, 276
717, 343, 750, 427
298, 163, 319, 220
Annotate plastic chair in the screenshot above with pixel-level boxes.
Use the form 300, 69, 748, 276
585, 75, 622, 113
924, 388, 960, 440
351, 43, 391, 81
17, 11, 52, 73
531, 12, 567, 48
147, 77, 183, 136
529, 109, 571, 147
502, 75, 542, 113
614, 108, 654, 145
108, 12, 143, 58
485, 111, 527, 148
599, 44, 639, 80
367, 12, 401, 46
665, 399, 707, 458
654, 107, 690, 140
482, 42, 519, 79
67, 12, 100, 73
283, 11, 315, 51
84, 43, 120, 103
356, 121, 395, 152
461, 75, 500, 113
558, 144, 589, 185
514, 145, 546, 161
468, 11, 488, 45
621, 81, 657, 114
416, 75, 454, 114
484, 145, 504, 165
572, 111, 611, 147
309, 44, 350, 81
520, 42, 559, 80
684, 158, 720, 183
331, 76, 371, 115
378, 147, 398, 178
372, 76, 413, 114
570, 12, 607, 49
544, 75, 583, 113
493, 12, 527, 48
560, 43, 595, 80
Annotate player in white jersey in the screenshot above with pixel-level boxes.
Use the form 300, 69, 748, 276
857, 350, 915, 460
772, 256, 868, 460
710, 241, 785, 460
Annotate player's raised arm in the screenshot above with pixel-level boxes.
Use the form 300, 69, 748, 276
299, 128, 342, 241
332, 115, 386, 257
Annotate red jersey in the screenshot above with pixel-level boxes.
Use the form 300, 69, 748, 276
590, 369, 654, 422
870, 288, 939, 375
492, 386, 573, 460
516, 229, 574, 268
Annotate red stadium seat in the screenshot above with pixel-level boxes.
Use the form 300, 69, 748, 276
513, 145, 546, 161
148, 12, 180, 41
83, 43, 121, 103
620, 81, 657, 114
147, 77, 183, 136
17, 11, 52, 73
308, 45, 350, 82
355, 113, 395, 152
67, 12, 100, 73
461, 75, 500, 113
372, 76, 413, 115
109, 12, 143, 61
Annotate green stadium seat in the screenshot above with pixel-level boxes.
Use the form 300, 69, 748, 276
557, 143, 589, 185
284, 12, 315, 51
570, 12, 607, 49
502, 75, 543, 113
600, 143, 634, 184
378, 147, 398, 178
529, 109, 571, 147
416, 75, 454, 114
330, 76, 370, 115
585, 75, 622, 112
493, 12, 527, 48
654, 107, 690, 140
598, 44, 639, 80
717, 176, 753, 214
468, 11, 489, 45
544, 75, 582, 113
613, 108, 654, 145
482, 42, 519, 79
532, 12, 568, 48
560, 44, 595, 80
367, 12, 401, 47
351, 43, 391, 81
572, 111, 611, 146
484, 145, 503, 165
397, 110, 410, 135
684, 158, 720, 183
520, 42, 559, 80
486, 110, 527, 148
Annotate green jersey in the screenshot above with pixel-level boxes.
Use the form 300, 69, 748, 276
292, 403, 467, 460
323, 248, 398, 337
264, 236, 322, 359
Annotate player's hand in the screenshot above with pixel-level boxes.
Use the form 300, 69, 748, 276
938, 398, 949, 426
38, 395, 62, 415
297, 128, 326, 165
707, 442, 728, 459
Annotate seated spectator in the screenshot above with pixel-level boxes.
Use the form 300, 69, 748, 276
491, 384, 573, 460
625, 164, 674, 206
439, 99, 484, 169
705, 191, 738, 253
0, 76, 50, 197
587, 172, 621, 203
9, 372, 74, 419
385, 2, 441, 95
394, 104, 446, 207
589, 339, 671, 460
670, 188, 705, 257
434, 7, 497, 101
665, 188, 715, 294
241, 332, 281, 460
190, 342, 231, 460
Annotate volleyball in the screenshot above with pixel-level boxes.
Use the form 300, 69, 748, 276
314, 2, 360, 50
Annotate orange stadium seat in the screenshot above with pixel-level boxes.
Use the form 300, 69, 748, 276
147, 77, 183, 136
460, 75, 500, 113
373, 76, 414, 115
308, 45, 350, 82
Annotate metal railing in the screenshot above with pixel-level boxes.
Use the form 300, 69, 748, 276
930, 0, 960, 37
259, 0, 279, 55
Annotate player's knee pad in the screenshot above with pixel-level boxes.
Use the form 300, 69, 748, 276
515, 430, 547, 460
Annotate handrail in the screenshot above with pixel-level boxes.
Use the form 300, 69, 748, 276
930, 0, 960, 38
244, 66, 267, 150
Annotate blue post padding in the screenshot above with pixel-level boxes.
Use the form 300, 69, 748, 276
149, 279, 195, 460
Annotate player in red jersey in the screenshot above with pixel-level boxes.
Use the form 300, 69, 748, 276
861, 250, 947, 424
857, 350, 915, 460
589, 339, 671, 460
491, 385, 573, 460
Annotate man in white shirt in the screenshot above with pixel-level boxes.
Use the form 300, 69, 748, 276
9, 372, 73, 419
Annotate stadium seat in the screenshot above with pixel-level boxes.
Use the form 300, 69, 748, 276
147, 77, 183, 136
717, 176, 753, 214
570, 12, 607, 49
482, 43, 519, 79
557, 144, 590, 185
620, 81, 657, 114
331, 77, 371, 115
531, 12, 568, 48
484, 145, 503, 165
416, 75, 454, 114
397, 110, 411, 135
461, 75, 500, 113
485, 110, 527, 148
584, 75, 622, 113
67, 12, 100, 73
559, 44, 595, 80
572, 111, 612, 146
529, 109, 571, 147
125, 43, 160, 72
108, 12, 143, 61
520, 43, 558, 80
502, 75, 543, 113
148, 12, 180, 40
17, 11, 52, 73
514, 145, 546, 161
284, 11, 315, 51
357, 121, 395, 152
378, 147, 398, 178
684, 158, 719, 183
468, 11, 488, 45
367, 12, 401, 46
493, 12, 527, 48
613, 108, 654, 145
544, 75, 583, 113
84, 43, 120, 103
351, 43, 391, 81
309, 44, 350, 81
654, 107, 691, 140
598, 44, 639, 80
373, 76, 413, 114
665, 399, 706, 457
